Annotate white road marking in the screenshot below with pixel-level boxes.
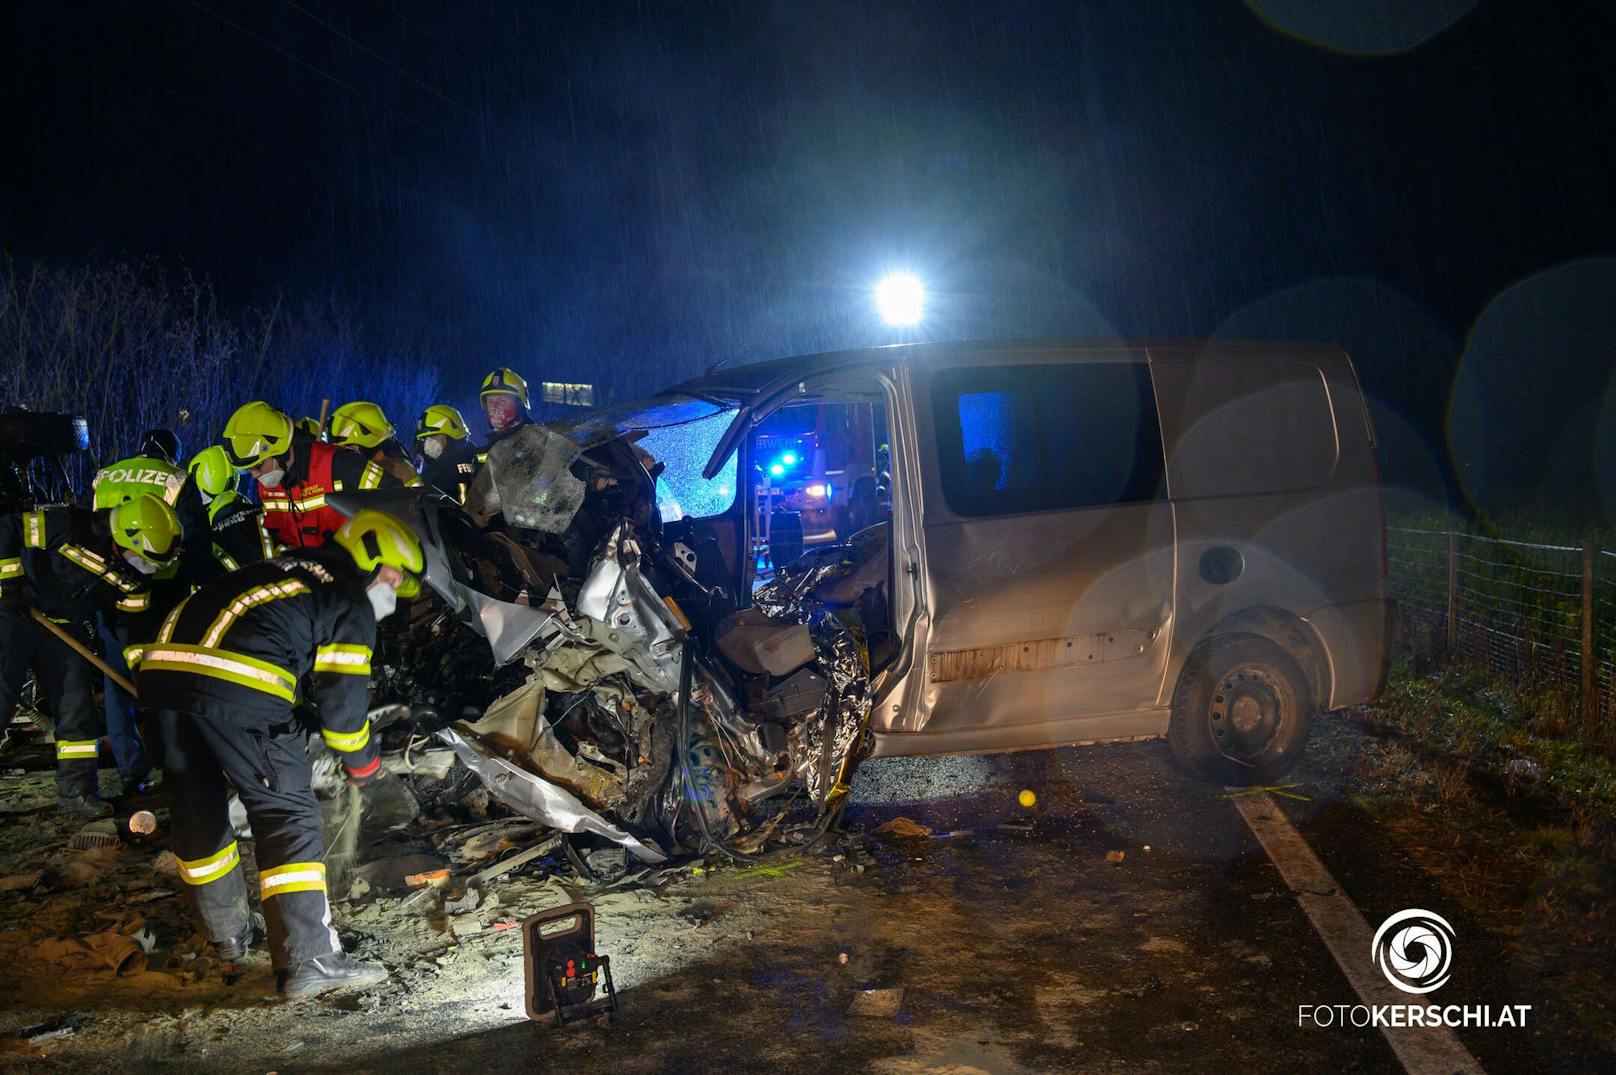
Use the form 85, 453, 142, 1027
1233, 792, 1485, 1075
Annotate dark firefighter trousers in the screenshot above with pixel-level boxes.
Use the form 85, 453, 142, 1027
0, 607, 103, 795
153, 708, 339, 969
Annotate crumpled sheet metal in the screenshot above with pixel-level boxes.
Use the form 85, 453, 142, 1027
485, 424, 588, 534
753, 575, 873, 809
438, 728, 666, 864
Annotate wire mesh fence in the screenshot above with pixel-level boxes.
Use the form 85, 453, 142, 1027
1389, 526, 1611, 745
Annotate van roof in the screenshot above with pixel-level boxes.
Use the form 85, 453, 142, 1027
670, 338, 1353, 400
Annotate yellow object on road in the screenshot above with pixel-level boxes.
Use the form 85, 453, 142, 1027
1018, 789, 1037, 808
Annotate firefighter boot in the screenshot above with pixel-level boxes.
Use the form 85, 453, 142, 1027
278, 952, 388, 999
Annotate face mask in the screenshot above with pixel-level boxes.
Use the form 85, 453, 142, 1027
367, 581, 399, 621
122, 549, 159, 575
258, 468, 286, 489
422, 436, 445, 460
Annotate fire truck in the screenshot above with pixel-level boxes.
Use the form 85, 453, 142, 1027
751, 400, 887, 572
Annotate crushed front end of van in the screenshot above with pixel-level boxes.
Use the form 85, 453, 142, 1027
339, 393, 889, 862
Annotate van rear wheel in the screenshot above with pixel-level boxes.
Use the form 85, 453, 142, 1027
1169, 637, 1313, 786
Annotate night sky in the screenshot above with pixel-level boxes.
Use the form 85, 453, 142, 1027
3, 1, 1614, 513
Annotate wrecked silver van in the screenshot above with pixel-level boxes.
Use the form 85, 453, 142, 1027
344, 339, 1389, 861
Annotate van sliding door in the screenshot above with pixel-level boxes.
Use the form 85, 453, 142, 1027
894, 352, 1175, 751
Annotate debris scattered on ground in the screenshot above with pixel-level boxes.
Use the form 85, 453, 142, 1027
0, 870, 41, 892
873, 817, 932, 841
407, 868, 452, 889
847, 986, 904, 1018
353, 854, 448, 891
1105, 850, 1126, 865
14, 1013, 91, 1046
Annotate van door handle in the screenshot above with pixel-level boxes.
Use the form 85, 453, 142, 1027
1199, 546, 1244, 585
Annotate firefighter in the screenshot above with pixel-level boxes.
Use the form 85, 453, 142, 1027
293, 416, 324, 441
328, 401, 422, 489
415, 404, 480, 502
90, 438, 188, 791
176, 444, 277, 583
0, 495, 181, 815
134, 509, 422, 997
221, 401, 402, 550
479, 367, 531, 448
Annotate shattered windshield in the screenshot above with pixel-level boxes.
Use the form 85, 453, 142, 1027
550, 393, 730, 449
643, 408, 738, 520
552, 393, 739, 520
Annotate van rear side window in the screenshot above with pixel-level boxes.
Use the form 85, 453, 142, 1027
1152, 361, 1338, 499
932, 362, 1165, 517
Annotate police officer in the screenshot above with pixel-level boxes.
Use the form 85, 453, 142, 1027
91, 431, 185, 510
0, 495, 181, 815
177, 445, 276, 583
91, 440, 189, 791
135, 509, 423, 998
221, 401, 401, 550
415, 405, 480, 502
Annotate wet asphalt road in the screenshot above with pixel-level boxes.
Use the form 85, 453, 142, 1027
370, 722, 1600, 1074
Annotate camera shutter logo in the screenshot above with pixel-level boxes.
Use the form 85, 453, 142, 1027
1372, 909, 1455, 994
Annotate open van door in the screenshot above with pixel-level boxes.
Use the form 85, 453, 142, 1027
872, 348, 1177, 757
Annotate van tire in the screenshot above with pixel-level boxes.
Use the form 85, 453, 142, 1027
1168, 637, 1314, 786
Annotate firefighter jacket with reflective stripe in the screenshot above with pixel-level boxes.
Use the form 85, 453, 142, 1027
0, 506, 150, 618
369, 440, 423, 490
134, 546, 381, 775
199, 491, 276, 582
420, 437, 482, 503
258, 437, 398, 550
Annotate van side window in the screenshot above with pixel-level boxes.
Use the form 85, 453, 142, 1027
1151, 361, 1338, 499
932, 363, 1165, 516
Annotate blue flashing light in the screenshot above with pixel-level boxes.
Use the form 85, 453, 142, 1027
769, 463, 786, 477
780, 451, 799, 466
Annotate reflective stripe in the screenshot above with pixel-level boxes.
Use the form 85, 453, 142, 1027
203, 579, 310, 647
320, 720, 371, 753
260, 861, 327, 898
22, 511, 44, 548
258, 519, 276, 560
178, 841, 241, 885
215, 547, 240, 572
140, 644, 298, 702
358, 461, 385, 491
55, 739, 99, 759
156, 595, 190, 644
313, 642, 372, 675
475, 452, 488, 464
116, 591, 151, 613
60, 544, 140, 593
261, 493, 327, 513
0, 557, 21, 579
124, 644, 146, 669
403, 473, 422, 488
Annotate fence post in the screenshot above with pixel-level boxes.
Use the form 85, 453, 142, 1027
1582, 543, 1596, 739
1446, 530, 1459, 656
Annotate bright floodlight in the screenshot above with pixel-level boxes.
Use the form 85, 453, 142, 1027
875, 272, 925, 326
